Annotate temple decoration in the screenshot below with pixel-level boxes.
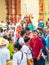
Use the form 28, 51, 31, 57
5, 0, 21, 23
44, 0, 49, 21
39, 0, 44, 20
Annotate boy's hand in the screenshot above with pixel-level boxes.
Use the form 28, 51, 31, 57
37, 56, 40, 60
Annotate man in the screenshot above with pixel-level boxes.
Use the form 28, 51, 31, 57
30, 30, 44, 65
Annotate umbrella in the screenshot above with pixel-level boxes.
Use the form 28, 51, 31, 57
0, 37, 9, 46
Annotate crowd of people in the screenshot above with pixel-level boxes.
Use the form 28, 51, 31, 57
0, 15, 49, 65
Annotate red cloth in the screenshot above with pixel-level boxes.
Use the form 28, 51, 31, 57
30, 37, 44, 59
16, 33, 20, 38
16, 31, 20, 38
29, 32, 33, 38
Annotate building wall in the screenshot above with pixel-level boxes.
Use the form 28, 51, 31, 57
0, 0, 49, 24
39, 0, 44, 20
0, 0, 6, 22
44, 0, 49, 21
21, 0, 39, 26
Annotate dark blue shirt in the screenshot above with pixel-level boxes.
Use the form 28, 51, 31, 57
40, 37, 47, 55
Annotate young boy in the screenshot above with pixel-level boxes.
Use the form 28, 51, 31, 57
13, 42, 27, 65
21, 36, 33, 65
30, 30, 44, 65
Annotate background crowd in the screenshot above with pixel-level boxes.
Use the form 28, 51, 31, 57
0, 14, 49, 65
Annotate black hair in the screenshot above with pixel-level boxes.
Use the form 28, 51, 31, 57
25, 27, 30, 31
38, 31, 42, 36
8, 37, 12, 41
32, 30, 38, 33
20, 29, 26, 37
14, 42, 22, 50
0, 28, 3, 33
3, 36, 12, 41
24, 36, 30, 43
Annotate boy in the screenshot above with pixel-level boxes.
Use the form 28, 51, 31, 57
21, 36, 33, 65
13, 42, 27, 65
30, 30, 44, 65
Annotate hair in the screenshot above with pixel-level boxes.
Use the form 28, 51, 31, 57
24, 36, 30, 43
20, 29, 26, 37
37, 27, 43, 32
8, 37, 12, 41
14, 42, 22, 50
38, 31, 42, 36
0, 28, 3, 33
32, 30, 38, 33
25, 27, 30, 31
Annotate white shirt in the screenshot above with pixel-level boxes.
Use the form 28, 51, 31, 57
0, 47, 10, 65
21, 45, 32, 59
19, 37, 25, 45
13, 51, 27, 65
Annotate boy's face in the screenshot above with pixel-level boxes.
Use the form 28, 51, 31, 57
14, 48, 18, 52
26, 30, 30, 35
28, 40, 30, 43
33, 31, 38, 38
25, 40, 30, 45
23, 33, 26, 38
